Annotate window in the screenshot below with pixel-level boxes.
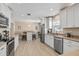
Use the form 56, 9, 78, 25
53, 15, 61, 32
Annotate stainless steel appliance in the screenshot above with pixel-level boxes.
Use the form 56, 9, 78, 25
40, 24, 45, 43
54, 36, 63, 54
7, 38, 14, 56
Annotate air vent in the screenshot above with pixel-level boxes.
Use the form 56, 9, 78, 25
27, 13, 31, 16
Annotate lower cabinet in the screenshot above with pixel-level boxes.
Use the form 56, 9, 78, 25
64, 39, 79, 52
45, 35, 79, 54
0, 44, 6, 56
45, 34, 54, 48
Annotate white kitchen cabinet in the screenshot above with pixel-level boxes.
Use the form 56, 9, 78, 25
45, 34, 54, 48
45, 35, 49, 45
73, 4, 79, 27
60, 4, 79, 28
66, 6, 74, 27
60, 9, 67, 28
0, 43, 6, 56
49, 35, 54, 48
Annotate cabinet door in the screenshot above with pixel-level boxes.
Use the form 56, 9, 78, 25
66, 7, 74, 27
50, 35, 54, 48
74, 4, 79, 27
60, 9, 67, 28
45, 35, 50, 46
47, 35, 52, 47
45, 35, 54, 48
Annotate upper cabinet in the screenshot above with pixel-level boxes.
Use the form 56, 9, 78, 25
0, 4, 12, 28
60, 4, 79, 29
66, 6, 74, 28
60, 8, 67, 28
73, 4, 79, 27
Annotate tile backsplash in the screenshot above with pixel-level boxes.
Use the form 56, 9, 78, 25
63, 28, 79, 36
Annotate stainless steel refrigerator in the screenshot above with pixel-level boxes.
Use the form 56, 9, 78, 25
40, 24, 45, 43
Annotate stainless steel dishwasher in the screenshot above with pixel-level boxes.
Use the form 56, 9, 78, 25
54, 36, 63, 54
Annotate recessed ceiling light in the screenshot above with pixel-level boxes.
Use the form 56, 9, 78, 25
27, 13, 32, 16
50, 8, 53, 11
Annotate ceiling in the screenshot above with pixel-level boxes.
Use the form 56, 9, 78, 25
7, 3, 71, 21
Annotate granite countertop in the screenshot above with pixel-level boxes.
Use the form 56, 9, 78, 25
48, 32, 79, 42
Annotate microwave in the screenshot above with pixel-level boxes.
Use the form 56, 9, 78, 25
0, 14, 8, 28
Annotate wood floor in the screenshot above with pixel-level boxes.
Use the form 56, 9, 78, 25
15, 39, 58, 56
